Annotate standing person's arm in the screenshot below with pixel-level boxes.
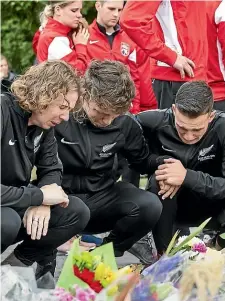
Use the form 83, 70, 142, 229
32, 30, 41, 55
120, 0, 195, 78
215, 1, 225, 67
120, 1, 177, 65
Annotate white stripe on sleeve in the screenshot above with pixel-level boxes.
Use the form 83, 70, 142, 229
48, 37, 72, 60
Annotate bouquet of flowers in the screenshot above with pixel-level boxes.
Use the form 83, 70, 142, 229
57, 239, 133, 299
130, 218, 225, 301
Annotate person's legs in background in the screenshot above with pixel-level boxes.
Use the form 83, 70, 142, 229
213, 100, 225, 111
152, 80, 184, 109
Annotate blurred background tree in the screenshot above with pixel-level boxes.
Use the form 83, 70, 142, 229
1, 1, 96, 73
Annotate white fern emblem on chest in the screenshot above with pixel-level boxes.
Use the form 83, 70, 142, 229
34, 132, 43, 153
102, 142, 117, 153
199, 144, 214, 157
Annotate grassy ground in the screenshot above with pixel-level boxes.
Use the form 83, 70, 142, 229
139, 176, 148, 189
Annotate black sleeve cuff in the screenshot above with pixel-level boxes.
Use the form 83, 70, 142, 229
30, 187, 43, 206
37, 172, 62, 188
182, 169, 198, 188
155, 155, 171, 166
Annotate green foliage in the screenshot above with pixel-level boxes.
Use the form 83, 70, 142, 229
2, 1, 45, 73
1, 1, 96, 73
82, 1, 96, 23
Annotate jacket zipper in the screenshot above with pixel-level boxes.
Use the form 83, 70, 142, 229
21, 123, 34, 184
85, 126, 92, 169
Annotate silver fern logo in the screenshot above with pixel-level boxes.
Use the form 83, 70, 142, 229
199, 145, 214, 157
34, 132, 43, 153
198, 144, 215, 161
100, 142, 117, 158
102, 142, 117, 153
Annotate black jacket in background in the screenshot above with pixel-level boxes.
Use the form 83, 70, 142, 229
55, 114, 163, 195
1, 93, 62, 209
137, 109, 225, 200
1, 71, 17, 93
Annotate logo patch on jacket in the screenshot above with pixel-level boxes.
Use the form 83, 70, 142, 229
99, 142, 117, 158
34, 132, 43, 153
120, 42, 130, 57
198, 144, 215, 161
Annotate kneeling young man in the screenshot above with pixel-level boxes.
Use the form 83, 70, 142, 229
55, 60, 163, 257
1, 61, 90, 278
137, 81, 225, 254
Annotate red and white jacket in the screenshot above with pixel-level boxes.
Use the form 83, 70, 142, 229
37, 18, 88, 73
87, 20, 140, 114
137, 49, 157, 111
120, 0, 208, 82
206, 0, 225, 101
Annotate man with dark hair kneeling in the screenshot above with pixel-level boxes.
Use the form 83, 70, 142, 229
137, 81, 225, 255
1, 60, 90, 278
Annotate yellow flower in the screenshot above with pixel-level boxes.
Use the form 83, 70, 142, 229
94, 262, 106, 281
116, 266, 132, 277
107, 285, 118, 296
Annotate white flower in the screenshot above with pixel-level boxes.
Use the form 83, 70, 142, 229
176, 236, 203, 248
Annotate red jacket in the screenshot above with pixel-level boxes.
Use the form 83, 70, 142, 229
206, 1, 225, 101
37, 18, 88, 73
87, 20, 141, 114
137, 49, 157, 111
120, 0, 208, 82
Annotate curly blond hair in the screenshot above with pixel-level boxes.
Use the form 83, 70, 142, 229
11, 60, 82, 112
83, 60, 135, 115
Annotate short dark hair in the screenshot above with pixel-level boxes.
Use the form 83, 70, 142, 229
175, 81, 214, 117
83, 60, 135, 114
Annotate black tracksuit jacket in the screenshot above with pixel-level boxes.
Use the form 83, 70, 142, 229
54, 114, 164, 195
137, 109, 225, 200
1, 93, 62, 209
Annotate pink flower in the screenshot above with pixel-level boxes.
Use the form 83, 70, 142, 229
192, 242, 207, 253
72, 286, 96, 301
75, 290, 89, 301
54, 287, 76, 301
85, 288, 96, 300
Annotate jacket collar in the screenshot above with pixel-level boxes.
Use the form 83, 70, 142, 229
90, 19, 120, 36
5, 92, 31, 120
45, 18, 72, 35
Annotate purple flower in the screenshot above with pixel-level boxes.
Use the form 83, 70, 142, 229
142, 254, 186, 282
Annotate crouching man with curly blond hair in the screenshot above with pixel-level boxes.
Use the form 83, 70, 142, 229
1, 60, 90, 279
